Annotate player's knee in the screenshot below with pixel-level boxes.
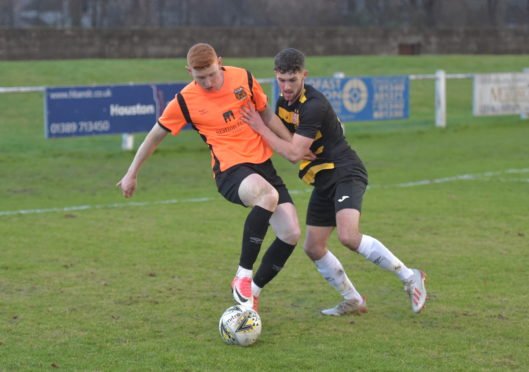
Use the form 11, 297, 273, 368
338, 231, 361, 251
291, 224, 301, 243
303, 241, 323, 261
259, 187, 279, 210
278, 223, 300, 245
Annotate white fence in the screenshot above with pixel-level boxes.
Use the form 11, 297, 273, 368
0, 72, 477, 131
1, 71, 527, 150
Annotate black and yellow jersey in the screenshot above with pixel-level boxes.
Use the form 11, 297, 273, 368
276, 84, 365, 187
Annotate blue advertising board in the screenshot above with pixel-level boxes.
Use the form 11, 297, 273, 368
44, 83, 187, 138
272, 76, 409, 122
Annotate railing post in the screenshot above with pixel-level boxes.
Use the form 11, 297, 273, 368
521, 68, 529, 120
121, 133, 134, 150
435, 69, 446, 127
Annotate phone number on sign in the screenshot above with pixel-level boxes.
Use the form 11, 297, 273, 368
49, 120, 111, 135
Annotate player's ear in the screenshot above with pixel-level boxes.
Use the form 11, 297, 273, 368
303, 70, 308, 78
217, 57, 223, 67
185, 65, 192, 74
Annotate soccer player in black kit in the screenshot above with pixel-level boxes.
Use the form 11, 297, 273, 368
241, 48, 427, 316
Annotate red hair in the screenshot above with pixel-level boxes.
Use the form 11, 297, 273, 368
187, 43, 218, 70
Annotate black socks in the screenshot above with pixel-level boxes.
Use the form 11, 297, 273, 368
239, 205, 273, 269
253, 238, 296, 288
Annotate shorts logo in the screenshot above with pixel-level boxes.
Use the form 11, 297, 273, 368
223, 110, 235, 122
234, 87, 247, 100
337, 195, 350, 203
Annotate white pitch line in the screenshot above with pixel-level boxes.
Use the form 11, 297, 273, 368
389, 168, 529, 188
0, 197, 216, 217
1, 168, 528, 217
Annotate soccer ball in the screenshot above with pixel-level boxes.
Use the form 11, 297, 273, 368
218, 305, 262, 346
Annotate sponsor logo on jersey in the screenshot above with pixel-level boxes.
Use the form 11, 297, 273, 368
223, 110, 235, 122
293, 112, 299, 125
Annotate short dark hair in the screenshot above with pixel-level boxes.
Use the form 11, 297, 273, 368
274, 48, 305, 74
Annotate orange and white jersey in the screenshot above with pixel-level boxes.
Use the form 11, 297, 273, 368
158, 66, 273, 174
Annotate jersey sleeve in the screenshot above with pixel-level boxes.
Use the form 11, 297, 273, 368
251, 75, 268, 112
296, 98, 326, 139
157, 96, 189, 136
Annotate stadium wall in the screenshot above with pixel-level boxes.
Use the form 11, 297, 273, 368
2, 27, 529, 60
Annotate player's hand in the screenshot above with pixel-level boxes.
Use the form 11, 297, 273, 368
240, 103, 266, 133
116, 174, 137, 198
303, 150, 317, 161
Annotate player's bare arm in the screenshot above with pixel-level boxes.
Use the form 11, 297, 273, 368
241, 103, 314, 163
117, 123, 168, 198
258, 105, 292, 141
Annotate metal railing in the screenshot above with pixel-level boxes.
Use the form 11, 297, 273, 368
2, 71, 527, 149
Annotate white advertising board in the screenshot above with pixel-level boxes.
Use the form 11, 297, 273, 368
473, 73, 529, 116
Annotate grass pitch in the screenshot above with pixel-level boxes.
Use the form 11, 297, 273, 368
1, 55, 528, 371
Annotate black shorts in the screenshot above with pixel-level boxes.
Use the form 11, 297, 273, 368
306, 166, 368, 227
215, 159, 293, 207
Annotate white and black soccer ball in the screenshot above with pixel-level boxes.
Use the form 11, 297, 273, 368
218, 305, 262, 346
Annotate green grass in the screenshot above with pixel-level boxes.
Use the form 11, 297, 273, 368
1, 55, 529, 371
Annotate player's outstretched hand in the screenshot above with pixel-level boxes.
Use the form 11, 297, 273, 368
116, 174, 137, 198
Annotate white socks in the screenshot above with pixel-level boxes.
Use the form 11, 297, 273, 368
236, 266, 262, 297
356, 234, 413, 281
251, 282, 262, 297
314, 250, 363, 303
236, 266, 252, 278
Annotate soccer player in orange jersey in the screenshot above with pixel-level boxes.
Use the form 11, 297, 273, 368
117, 43, 310, 312
242, 48, 427, 315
